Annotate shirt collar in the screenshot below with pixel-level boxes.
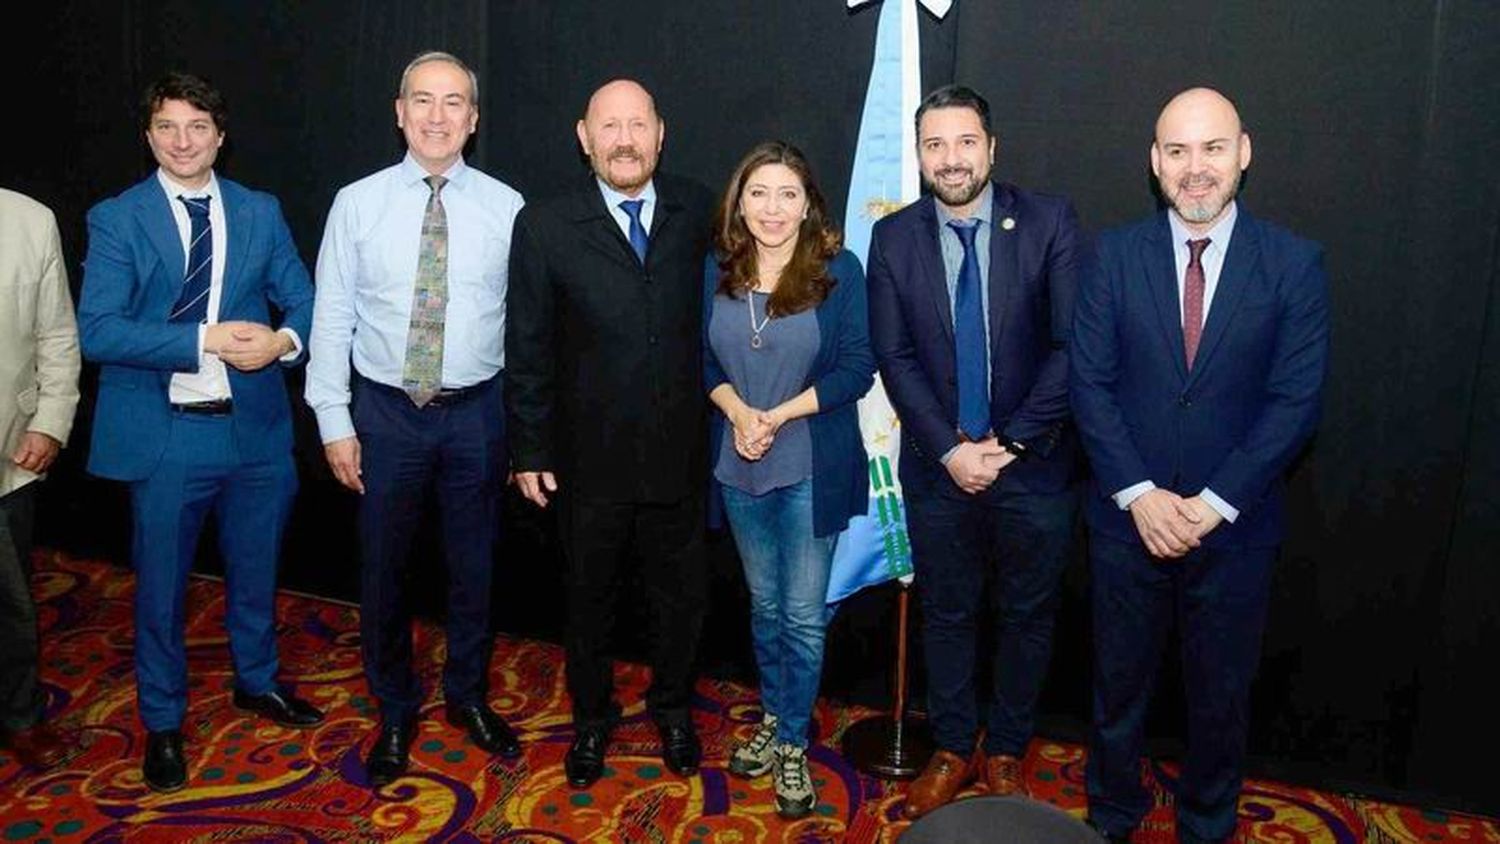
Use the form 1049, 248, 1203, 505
596, 177, 657, 213
156, 168, 220, 202
1168, 199, 1238, 254
935, 182, 994, 228
400, 152, 468, 190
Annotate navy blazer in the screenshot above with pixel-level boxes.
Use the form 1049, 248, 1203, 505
867, 181, 1081, 495
1070, 206, 1330, 549
79, 175, 314, 481
704, 249, 876, 537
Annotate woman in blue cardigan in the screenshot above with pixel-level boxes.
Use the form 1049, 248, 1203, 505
703, 140, 875, 818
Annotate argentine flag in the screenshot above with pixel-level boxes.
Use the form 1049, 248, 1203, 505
827, 0, 952, 605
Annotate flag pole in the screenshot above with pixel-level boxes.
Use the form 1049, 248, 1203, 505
839, 579, 933, 778
837, 0, 950, 780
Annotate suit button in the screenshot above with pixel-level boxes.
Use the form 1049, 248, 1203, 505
642, 273, 653, 284
1177, 395, 1192, 407
648, 335, 658, 346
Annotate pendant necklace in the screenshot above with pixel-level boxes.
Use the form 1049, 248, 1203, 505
747, 289, 771, 349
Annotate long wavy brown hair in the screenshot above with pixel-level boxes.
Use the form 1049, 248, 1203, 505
713, 140, 842, 316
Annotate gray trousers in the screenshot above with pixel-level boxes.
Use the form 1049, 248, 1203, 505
0, 484, 42, 732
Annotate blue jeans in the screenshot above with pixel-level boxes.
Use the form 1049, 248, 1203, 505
721, 478, 836, 748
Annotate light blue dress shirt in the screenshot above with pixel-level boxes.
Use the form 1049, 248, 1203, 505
596, 177, 657, 242
306, 153, 524, 443
1112, 201, 1241, 522
934, 183, 994, 463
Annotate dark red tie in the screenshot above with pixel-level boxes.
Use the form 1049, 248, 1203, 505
1183, 238, 1211, 368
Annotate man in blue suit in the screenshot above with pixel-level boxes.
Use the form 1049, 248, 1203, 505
867, 85, 1081, 818
79, 72, 324, 793
1071, 88, 1330, 843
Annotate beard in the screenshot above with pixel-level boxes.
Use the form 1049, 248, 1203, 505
592, 144, 656, 192
1166, 168, 1241, 226
922, 163, 990, 209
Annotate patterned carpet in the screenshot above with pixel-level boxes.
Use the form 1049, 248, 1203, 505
2, 552, 1496, 842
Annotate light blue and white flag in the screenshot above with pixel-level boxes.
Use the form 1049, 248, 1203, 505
827, 0, 952, 605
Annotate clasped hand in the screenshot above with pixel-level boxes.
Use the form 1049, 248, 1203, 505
1127, 489, 1224, 559
945, 437, 1017, 494
205, 321, 292, 371
731, 407, 781, 461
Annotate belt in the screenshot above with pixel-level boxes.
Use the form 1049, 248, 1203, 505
354, 371, 497, 408
172, 399, 234, 416
422, 382, 487, 407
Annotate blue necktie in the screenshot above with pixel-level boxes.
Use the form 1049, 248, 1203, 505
619, 199, 649, 263
948, 219, 989, 440
171, 195, 213, 323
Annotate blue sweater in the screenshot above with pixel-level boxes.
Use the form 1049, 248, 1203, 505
703, 248, 876, 537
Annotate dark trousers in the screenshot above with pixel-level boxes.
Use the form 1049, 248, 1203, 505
906, 479, 1078, 756
353, 373, 505, 723
557, 492, 706, 730
130, 413, 297, 731
1085, 532, 1276, 843
0, 484, 42, 732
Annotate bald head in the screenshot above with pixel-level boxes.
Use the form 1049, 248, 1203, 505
1155, 87, 1243, 145
1150, 87, 1252, 234
584, 79, 657, 122
577, 79, 664, 196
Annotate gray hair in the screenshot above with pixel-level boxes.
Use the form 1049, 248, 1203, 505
398, 50, 479, 103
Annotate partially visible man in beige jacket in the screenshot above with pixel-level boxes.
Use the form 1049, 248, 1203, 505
0, 187, 80, 770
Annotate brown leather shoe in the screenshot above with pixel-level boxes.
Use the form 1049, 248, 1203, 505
4, 722, 69, 770
985, 753, 1026, 796
903, 749, 978, 819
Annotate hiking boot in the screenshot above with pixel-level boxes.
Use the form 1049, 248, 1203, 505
728, 713, 778, 778
773, 743, 816, 819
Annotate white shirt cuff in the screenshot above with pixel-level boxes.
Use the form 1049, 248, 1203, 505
1200, 488, 1240, 523
1113, 480, 1156, 510
277, 327, 303, 362
315, 407, 356, 444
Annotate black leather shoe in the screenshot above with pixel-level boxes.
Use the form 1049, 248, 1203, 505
233, 688, 325, 728
1085, 818, 1133, 843
564, 725, 609, 789
446, 703, 521, 759
365, 719, 415, 787
143, 729, 187, 792
657, 720, 701, 776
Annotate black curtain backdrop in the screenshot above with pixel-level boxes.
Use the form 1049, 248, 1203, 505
5, 0, 1496, 816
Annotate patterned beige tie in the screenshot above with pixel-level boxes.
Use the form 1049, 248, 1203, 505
402, 175, 448, 407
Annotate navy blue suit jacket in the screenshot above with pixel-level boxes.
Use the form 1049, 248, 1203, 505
704, 249, 876, 537
1070, 206, 1330, 548
867, 182, 1081, 495
79, 175, 315, 481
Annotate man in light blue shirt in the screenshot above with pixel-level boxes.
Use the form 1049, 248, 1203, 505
306, 50, 524, 787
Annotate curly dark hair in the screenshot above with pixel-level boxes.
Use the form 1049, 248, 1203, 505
141, 72, 227, 133
712, 140, 842, 317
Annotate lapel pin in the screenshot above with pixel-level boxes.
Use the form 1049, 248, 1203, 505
1001, 217, 1016, 231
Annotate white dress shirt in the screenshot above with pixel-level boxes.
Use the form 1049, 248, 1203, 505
158, 169, 230, 404
1112, 202, 1241, 523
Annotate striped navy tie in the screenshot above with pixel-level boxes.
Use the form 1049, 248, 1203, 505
171, 195, 212, 323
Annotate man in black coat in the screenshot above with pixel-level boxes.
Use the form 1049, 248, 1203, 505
505, 79, 714, 790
